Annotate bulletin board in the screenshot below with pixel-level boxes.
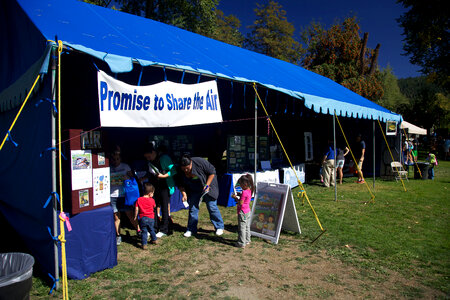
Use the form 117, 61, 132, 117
227, 135, 269, 172
66, 129, 110, 214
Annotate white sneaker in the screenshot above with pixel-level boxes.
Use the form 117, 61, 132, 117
183, 231, 192, 238
156, 232, 166, 238
215, 229, 224, 236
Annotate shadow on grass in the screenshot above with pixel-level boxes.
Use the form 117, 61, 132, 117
224, 223, 238, 233
195, 230, 236, 247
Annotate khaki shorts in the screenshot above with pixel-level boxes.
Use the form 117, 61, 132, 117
357, 160, 363, 170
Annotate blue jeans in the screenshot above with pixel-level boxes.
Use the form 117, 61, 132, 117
139, 217, 156, 245
428, 166, 434, 180
187, 194, 224, 234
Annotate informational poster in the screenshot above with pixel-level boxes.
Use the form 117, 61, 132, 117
79, 189, 90, 208
93, 167, 110, 206
98, 152, 106, 166
386, 121, 397, 136
71, 150, 93, 190
250, 182, 301, 244
227, 135, 270, 172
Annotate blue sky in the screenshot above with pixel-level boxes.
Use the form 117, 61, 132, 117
219, 0, 421, 78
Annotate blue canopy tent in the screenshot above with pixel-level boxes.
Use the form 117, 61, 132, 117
0, 0, 402, 286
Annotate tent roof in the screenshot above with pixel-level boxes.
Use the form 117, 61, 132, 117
6, 0, 401, 122
401, 121, 427, 135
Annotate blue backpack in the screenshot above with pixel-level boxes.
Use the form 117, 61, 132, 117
123, 177, 140, 206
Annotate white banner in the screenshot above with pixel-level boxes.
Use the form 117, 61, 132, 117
97, 70, 222, 127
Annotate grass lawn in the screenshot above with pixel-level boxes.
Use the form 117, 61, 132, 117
31, 161, 450, 299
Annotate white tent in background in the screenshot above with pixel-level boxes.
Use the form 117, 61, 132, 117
401, 121, 427, 135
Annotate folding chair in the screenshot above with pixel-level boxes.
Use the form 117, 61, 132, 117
391, 161, 408, 181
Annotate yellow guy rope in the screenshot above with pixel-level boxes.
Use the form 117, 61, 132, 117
0, 74, 41, 151
401, 126, 422, 178
252, 83, 325, 234
377, 119, 407, 192
334, 113, 376, 203
57, 40, 69, 300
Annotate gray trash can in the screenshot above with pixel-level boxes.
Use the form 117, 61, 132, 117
414, 162, 429, 180
0, 253, 34, 300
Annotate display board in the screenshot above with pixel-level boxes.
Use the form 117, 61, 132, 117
250, 182, 301, 244
227, 135, 269, 172
149, 134, 194, 160
66, 129, 110, 214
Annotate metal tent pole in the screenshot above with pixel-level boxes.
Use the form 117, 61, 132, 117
254, 87, 258, 184
373, 120, 375, 190
51, 46, 60, 290
399, 124, 402, 164
333, 111, 337, 201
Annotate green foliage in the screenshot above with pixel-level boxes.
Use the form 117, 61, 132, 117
397, 0, 450, 91
117, 0, 218, 37
210, 10, 244, 47
245, 1, 304, 64
80, 0, 112, 7
302, 17, 383, 101
398, 77, 450, 130
86, 0, 244, 47
378, 65, 409, 112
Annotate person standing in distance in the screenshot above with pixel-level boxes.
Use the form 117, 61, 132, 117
178, 154, 224, 237
354, 134, 366, 184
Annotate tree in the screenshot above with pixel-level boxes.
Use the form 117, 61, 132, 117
117, 0, 218, 37
210, 10, 244, 47
301, 17, 383, 101
398, 77, 449, 130
378, 65, 409, 112
245, 1, 303, 64
81, 0, 113, 7
84, 0, 244, 46
397, 0, 450, 91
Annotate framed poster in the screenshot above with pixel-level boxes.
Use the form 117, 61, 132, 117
250, 182, 289, 244
386, 121, 397, 136
79, 189, 90, 208
71, 150, 93, 190
93, 167, 110, 206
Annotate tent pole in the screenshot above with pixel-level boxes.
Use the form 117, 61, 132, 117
399, 124, 402, 164
373, 120, 375, 190
254, 86, 257, 184
333, 111, 337, 202
51, 46, 60, 290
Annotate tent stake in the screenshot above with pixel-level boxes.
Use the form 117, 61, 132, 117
311, 229, 327, 244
